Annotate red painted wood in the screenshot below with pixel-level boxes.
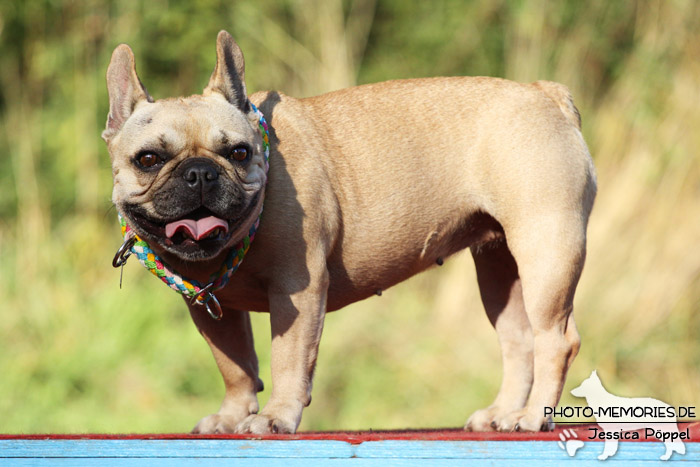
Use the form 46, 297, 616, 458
1, 422, 698, 444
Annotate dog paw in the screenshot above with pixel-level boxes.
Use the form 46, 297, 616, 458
193, 413, 245, 434
235, 413, 297, 434
496, 408, 554, 432
192, 398, 260, 434
234, 400, 303, 434
465, 406, 509, 431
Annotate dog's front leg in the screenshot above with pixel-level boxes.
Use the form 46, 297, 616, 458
236, 270, 329, 434
189, 307, 262, 434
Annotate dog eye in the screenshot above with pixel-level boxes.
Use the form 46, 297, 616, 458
229, 146, 248, 162
135, 152, 162, 169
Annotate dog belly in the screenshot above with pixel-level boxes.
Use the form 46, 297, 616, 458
325, 211, 503, 311
257, 76, 592, 312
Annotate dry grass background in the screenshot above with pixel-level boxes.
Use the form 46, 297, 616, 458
0, 0, 698, 432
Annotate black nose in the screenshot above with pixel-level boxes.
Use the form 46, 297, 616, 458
183, 160, 219, 190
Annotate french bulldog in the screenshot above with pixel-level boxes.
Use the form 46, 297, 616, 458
102, 30, 596, 434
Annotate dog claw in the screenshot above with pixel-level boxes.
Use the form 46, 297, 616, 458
514, 423, 521, 432
490, 421, 498, 430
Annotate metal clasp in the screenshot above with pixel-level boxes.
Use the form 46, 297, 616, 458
113, 235, 136, 268
190, 283, 223, 321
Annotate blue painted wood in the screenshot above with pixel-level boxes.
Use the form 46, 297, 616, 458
357, 439, 700, 461
0, 438, 697, 466
0, 460, 638, 467
0, 439, 352, 458
0, 458, 685, 467
355, 440, 699, 462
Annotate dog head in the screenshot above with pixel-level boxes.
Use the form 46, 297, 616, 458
102, 31, 267, 262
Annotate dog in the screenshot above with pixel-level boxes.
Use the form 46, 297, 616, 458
571, 371, 686, 460
102, 30, 596, 435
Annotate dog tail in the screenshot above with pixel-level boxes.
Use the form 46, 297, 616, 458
533, 81, 582, 130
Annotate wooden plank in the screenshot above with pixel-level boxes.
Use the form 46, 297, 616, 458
0, 439, 353, 458
0, 456, 683, 467
1, 425, 697, 466
355, 440, 699, 461
1, 438, 698, 464
0, 459, 651, 467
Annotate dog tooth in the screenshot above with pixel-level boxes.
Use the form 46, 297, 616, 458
205, 228, 222, 239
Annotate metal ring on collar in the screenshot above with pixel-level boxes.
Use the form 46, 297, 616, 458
191, 283, 223, 320
112, 236, 136, 268
203, 293, 223, 320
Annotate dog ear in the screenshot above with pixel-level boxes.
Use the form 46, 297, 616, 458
103, 44, 153, 142
204, 30, 251, 113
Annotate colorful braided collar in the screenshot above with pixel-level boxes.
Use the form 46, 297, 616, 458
113, 102, 270, 320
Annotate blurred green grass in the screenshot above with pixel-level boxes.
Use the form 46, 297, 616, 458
0, 0, 698, 433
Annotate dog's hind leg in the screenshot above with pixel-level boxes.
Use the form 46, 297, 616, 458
465, 240, 534, 431
494, 213, 587, 432
190, 308, 262, 434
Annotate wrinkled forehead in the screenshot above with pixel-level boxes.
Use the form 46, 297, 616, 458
118, 95, 257, 154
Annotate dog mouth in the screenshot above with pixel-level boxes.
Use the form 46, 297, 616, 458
164, 211, 230, 244
122, 189, 261, 261
123, 205, 243, 260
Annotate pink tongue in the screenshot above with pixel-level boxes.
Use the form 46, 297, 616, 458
165, 216, 229, 241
